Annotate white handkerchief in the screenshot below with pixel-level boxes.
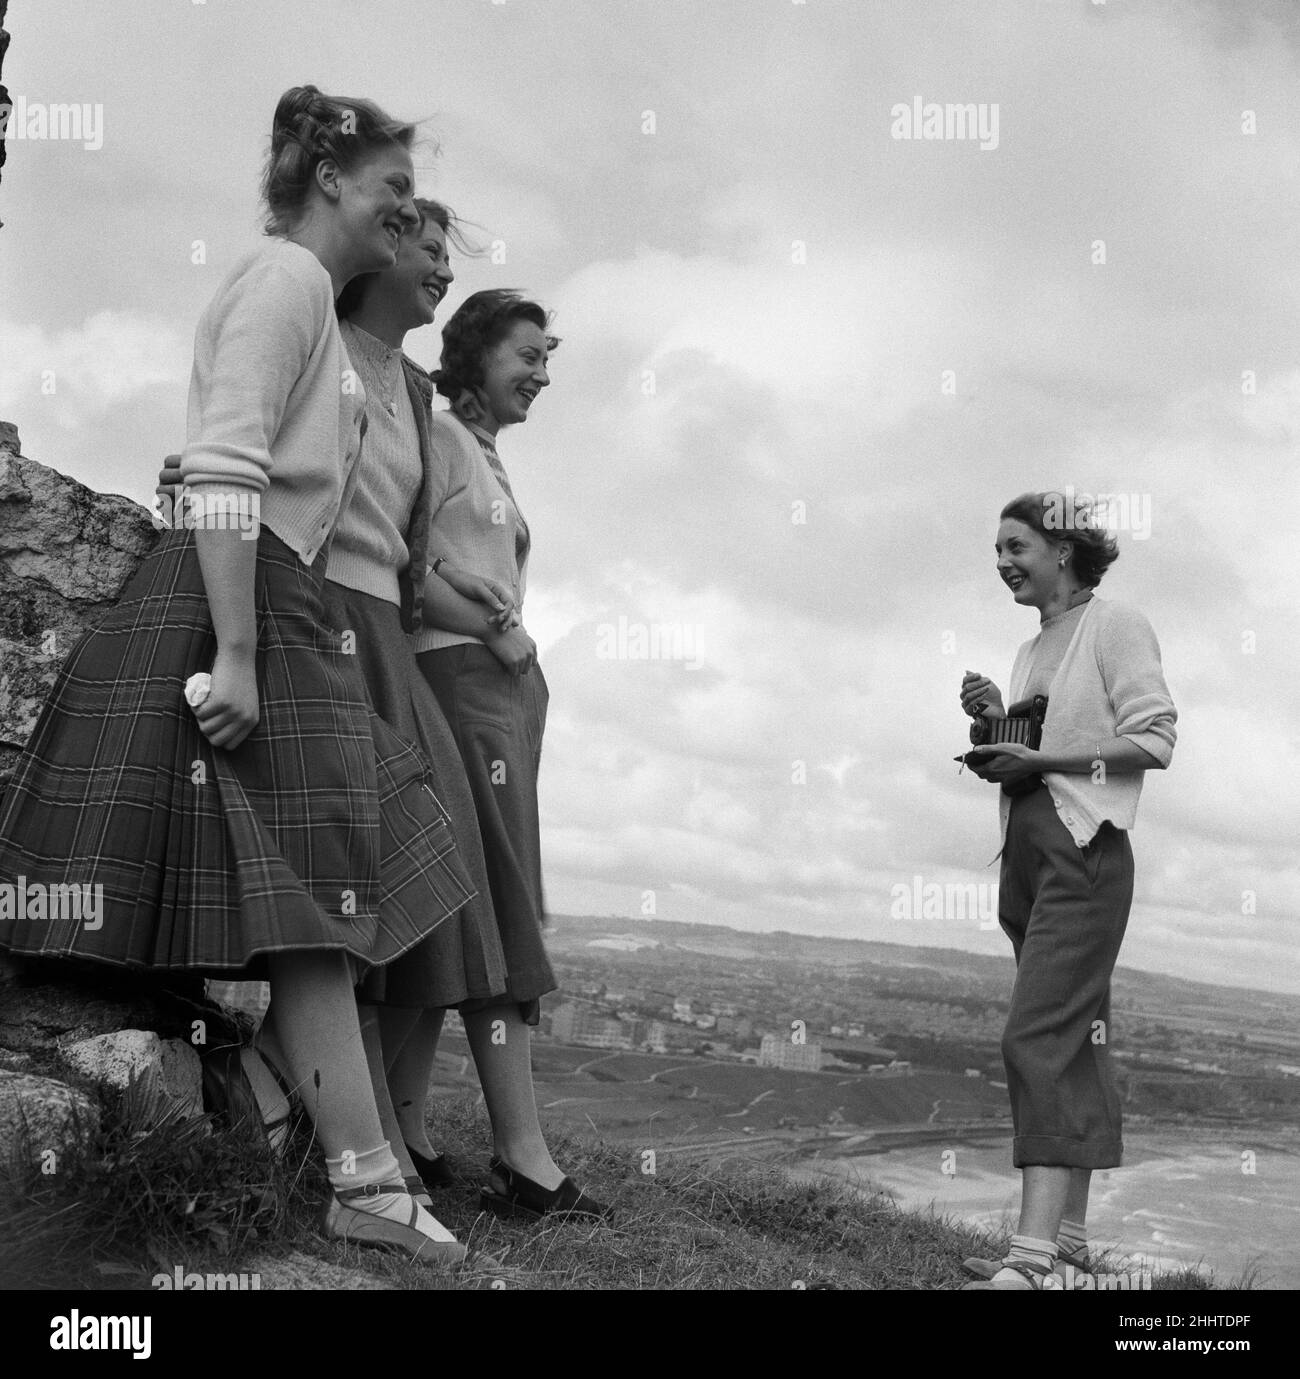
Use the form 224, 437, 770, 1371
184, 672, 212, 709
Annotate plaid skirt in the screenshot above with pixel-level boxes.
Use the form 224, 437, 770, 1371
0, 525, 475, 978
321, 581, 507, 1009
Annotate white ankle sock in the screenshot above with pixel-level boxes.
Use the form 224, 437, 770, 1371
987, 1233, 1058, 1288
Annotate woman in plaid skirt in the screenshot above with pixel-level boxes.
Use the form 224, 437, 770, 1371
0, 86, 483, 1267
312, 249, 607, 1216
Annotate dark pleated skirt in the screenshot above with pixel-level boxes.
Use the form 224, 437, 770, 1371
416, 642, 557, 1023
320, 581, 507, 1008
0, 525, 475, 979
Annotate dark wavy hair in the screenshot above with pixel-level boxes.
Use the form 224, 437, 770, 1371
260, 84, 418, 236
434, 290, 559, 406
336, 197, 476, 319
1000, 491, 1120, 588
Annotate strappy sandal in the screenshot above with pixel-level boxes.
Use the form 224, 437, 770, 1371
479, 1157, 611, 1222
403, 1175, 434, 1208
324, 1179, 468, 1268
963, 1244, 1091, 1280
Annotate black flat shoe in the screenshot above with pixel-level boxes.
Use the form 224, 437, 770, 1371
405, 1143, 457, 1191
479, 1157, 611, 1222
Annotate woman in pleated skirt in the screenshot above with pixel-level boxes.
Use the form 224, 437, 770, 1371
412, 290, 607, 1220
0, 86, 484, 1268
305, 228, 605, 1217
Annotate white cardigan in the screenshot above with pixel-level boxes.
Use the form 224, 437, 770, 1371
999, 597, 1177, 847
179, 240, 367, 566
410, 410, 530, 654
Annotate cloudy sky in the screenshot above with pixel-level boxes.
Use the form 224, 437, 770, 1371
3, 1, 1298, 994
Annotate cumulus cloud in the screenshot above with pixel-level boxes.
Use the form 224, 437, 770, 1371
4, 0, 1296, 992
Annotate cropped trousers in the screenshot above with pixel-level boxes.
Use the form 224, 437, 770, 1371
998, 785, 1134, 1169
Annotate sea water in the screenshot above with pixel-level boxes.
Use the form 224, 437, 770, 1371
791, 1127, 1300, 1289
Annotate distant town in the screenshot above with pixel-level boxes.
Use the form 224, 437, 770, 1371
491, 915, 1300, 1126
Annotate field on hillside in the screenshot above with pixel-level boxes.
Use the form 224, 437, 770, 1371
437, 1034, 1010, 1150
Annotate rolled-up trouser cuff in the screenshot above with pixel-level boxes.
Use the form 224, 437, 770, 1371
1014, 1133, 1123, 1170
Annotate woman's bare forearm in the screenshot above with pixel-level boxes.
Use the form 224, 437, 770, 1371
422, 574, 507, 640
194, 526, 258, 655
1037, 737, 1163, 775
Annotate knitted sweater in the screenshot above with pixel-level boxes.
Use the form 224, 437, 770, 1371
179, 239, 367, 566
999, 597, 1178, 847
326, 322, 424, 609
411, 410, 531, 653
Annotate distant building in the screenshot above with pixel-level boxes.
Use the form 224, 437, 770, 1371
759, 1033, 822, 1073
550, 1001, 627, 1049
964, 1068, 982, 1078
672, 998, 693, 1022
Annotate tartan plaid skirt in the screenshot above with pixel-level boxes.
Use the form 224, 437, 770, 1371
0, 525, 475, 978
321, 581, 507, 1009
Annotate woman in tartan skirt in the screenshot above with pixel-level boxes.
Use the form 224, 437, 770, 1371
315, 244, 607, 1218
0, 86, 483, 1268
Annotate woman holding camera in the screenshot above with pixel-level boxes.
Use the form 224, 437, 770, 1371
957, 491, 1177, 1290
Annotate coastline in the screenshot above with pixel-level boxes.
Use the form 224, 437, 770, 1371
782, 1122, 1300, 1289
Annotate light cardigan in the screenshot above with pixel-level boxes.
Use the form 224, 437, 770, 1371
411, 410, 530, 654
999, 596, 1177, 848
327, 322, 424, 609
179, 239, 367, 566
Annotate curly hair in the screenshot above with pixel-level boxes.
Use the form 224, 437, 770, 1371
260, 84, 418, 237
433, 290, 558, 406
1000, 491, 1120, 587
336, 197, 476, 319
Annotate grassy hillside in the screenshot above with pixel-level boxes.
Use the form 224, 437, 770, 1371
0, 1087, 1220, 1291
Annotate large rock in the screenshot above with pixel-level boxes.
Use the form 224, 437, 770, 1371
0, 1069, 100, 1188
0, 435, 248, 1166
0, 425, 158, 790
0, 960, 244, 1061
63, 1030, 204, 1122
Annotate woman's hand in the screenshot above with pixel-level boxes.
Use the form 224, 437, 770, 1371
436, 564, 519, 631
158, 453, 183, 491
193, 646, 260, 750
484, 625, 537, 677
960, 670, 1005, 719
966, 742, 1040, 784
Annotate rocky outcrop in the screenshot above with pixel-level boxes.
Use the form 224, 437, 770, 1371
0, 2, 11, 215
63, 1030, 204, 1123
0, 427, 248, 1179
0, 1070, 99, 1185
0, 423, 159, 789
